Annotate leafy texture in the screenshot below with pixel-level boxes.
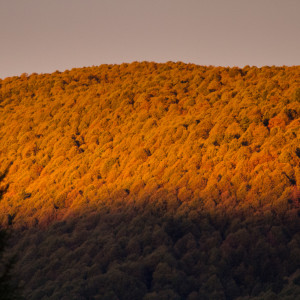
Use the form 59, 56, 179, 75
0, 62, 299, 299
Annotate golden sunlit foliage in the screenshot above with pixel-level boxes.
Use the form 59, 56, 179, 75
0, 62, 299, 226
0, 62, 299, 299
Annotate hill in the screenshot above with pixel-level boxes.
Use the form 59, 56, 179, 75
0, 62, 299, 299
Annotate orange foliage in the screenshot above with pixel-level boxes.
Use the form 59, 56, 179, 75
0, 62, 299, 226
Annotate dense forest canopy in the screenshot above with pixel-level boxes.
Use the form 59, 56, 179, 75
0, 62, 299, 299
0, 62, 299, 226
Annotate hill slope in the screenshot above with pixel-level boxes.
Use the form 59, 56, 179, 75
0, 62, 299, 226
0, 62, 299, 299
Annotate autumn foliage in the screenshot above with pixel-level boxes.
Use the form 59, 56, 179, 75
0, 62, 299, 225
0, 62, 299, 299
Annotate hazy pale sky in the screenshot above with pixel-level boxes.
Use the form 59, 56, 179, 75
0, 0, 299, 78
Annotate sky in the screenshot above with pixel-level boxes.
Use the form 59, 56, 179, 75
0, 0, 299, 79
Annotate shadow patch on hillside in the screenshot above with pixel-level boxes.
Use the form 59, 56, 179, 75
8, 200, 300, 300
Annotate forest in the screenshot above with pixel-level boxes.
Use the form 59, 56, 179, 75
0, 62, 299, 299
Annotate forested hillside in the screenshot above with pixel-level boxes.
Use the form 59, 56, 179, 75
0, 62, 299, 299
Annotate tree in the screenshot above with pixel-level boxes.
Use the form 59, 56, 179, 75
0, 168, 23, 300
0, 230, 22, 300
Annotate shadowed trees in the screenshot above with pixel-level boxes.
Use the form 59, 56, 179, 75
0, 168, 23, 300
